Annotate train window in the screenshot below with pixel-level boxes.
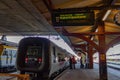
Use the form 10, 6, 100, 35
58, 53, 65, 62
9, 50, 12, 56
12, 50, 17, 57
27, 46, 42, 57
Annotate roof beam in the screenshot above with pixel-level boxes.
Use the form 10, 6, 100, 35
62, 32, 120, 36
42, 0, 54, 12
62, 28, 99, 51
90, 0, 118, 38
52, 5, 120, 12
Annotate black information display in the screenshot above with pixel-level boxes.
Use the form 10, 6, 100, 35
52, 9, 95, 26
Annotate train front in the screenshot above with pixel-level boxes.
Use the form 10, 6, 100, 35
16, 37, 50, 74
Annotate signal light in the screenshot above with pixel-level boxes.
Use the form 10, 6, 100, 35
38, 58, 42, 63
25, 58, 28, 63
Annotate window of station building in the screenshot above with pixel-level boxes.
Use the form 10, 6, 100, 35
53, 46, 56, 63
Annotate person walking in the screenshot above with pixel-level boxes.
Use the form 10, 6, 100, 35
69, 57, 72, 69
71, 56, 76, 69
85, 58, 89, 68
80, 57, 84, 68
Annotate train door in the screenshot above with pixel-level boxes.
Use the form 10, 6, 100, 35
3, 49, 11, 67
9, 49, 17, 67
11, 50, 17, 66
9, 50, 13, 66
52, 46, 56, 63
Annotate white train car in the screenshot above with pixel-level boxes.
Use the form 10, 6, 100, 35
107, 54, 120, 65
93, 52, 120, 65
16, 37, 70, 79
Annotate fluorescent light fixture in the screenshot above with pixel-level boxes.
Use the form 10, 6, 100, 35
102, 10, 111, 21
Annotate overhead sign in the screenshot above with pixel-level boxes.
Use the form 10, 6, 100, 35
52, 9, 95, 26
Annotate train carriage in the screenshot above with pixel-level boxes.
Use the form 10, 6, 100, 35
0, 44, 17, 72
107, 54, 120, 64
16, 37, 70, 79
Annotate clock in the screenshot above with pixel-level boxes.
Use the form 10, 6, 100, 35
114, 11, 120, 26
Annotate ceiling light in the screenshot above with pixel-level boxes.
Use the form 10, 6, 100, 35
102, 10, 111, 21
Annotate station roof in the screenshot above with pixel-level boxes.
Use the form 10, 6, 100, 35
0, 0, 120, 54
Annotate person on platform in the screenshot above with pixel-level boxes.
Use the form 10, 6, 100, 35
69, 57, 72, 69
80, 57, 84, 68
71, 56, 76, 69
85, 58, 89, 68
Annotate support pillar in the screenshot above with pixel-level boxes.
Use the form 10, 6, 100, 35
98, 21, 107, 80
88, 44, 93, 69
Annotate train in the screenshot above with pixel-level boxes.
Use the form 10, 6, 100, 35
16, 37, 70, 79
107, 53, 120, 65
0, 40, 17, 72
93, 52, 120, 65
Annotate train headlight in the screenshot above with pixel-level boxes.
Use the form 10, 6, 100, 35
25, 58, 28, 63
38, 58, 42, 63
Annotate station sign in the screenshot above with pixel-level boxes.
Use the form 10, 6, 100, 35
52, 9, 95, 26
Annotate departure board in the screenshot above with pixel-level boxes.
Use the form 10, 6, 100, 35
52, 9, 95, 26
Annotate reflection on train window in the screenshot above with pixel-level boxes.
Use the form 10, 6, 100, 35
27, 46, 42, 57
53, 47, 56, 63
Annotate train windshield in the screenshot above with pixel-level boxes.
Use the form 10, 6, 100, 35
27, 46, 42, 57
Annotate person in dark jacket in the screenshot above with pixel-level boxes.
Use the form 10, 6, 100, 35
71, 56, 76, 69
80, 57, 84, 68
69, 57, 72, 69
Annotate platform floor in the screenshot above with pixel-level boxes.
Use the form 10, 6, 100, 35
56, 63, 120, 80
57, 69, 99, 80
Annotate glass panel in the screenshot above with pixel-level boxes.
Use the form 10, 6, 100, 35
27, 46, 42, 57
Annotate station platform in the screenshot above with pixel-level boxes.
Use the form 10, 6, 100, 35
56, 63, 120, 80
56, 68, 99, 80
